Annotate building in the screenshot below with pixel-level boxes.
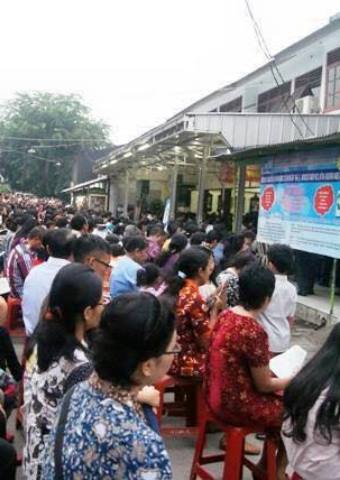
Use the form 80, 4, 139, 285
85, 14, 340, 224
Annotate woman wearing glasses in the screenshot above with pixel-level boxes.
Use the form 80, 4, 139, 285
43, 292, 176, 479
23, 263, 104, 480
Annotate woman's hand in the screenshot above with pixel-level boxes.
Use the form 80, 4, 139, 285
137, 385, 160, 408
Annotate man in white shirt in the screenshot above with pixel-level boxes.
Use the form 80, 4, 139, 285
258, 244, 297, 354
22, 228, 74, 336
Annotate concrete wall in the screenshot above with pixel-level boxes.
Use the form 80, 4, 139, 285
169, 20, 340, 115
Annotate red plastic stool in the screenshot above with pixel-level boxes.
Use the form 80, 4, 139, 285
190, 404, 277, 480
4, 296, 24, 337
155, 375, 203, 437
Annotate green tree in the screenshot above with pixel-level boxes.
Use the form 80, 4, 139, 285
0, 92, 111, 196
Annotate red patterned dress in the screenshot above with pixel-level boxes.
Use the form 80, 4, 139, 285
205, 309, 283, 428
170, 279, 211, 377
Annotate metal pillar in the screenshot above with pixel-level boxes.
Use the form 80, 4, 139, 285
234, 164, 246, 233
196, 147, 209, 225
123, 171, 129, 218
169, 156, 179, 221
109, 176, 118, 217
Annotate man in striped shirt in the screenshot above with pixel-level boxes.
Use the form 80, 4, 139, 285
6, 227, 45, 299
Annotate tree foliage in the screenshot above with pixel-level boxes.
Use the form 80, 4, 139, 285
0, 92, 111, 196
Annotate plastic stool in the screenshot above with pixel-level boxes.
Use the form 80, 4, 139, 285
5, 296, 24, 337
190, 404, 277, 480
155, 375, 203, 437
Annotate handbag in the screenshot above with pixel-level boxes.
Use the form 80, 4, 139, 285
53, 386, 76, 480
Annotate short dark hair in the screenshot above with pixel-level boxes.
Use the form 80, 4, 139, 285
228, 250, 256, 270
93, 293, 175, 387
137, 263, 160, 287
148, 225, 166, 237
241, 229, 256, 242
105, 233, 120, 245
268, 244, 294, 275
123, 236, 148, 253
73, 234, 111, 263
206, 229, 222, 244
28, 226, 45, 240
55, 217, 68, 228
111, 243, 125, 257
238, 263, 275, 310
190, 232, 207, 246
45, 228, 75, 259
70, 214, 88, 232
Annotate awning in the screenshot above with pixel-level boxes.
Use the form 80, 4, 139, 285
94, 113, 340, 175
62, 175, 108, 193
214, 131, 340, 164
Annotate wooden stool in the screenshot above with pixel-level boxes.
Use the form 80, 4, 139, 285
190, 404, 277, 480
155, 375, 203, 437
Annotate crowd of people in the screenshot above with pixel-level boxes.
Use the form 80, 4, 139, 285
0, 192, 338, 479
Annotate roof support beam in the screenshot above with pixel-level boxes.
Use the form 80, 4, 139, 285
169, 156, 179, 221
196, 147, 209, 225
123, 171, 129, 218
234, 164, 246, 233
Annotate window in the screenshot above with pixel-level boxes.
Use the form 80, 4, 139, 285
257, 82, 291, 113
219, 96, 242, 112
326, 47, 340, 110
295, 67, 322, 99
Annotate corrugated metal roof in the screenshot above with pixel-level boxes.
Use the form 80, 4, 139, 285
215, 132, 340, 164
95, 113, 340, 174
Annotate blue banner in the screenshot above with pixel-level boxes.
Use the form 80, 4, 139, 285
257, 147, 340, 258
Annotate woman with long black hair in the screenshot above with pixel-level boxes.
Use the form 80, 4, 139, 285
23, 263, 104, 479
282, 324, 340, 480
164, 247, 222, 378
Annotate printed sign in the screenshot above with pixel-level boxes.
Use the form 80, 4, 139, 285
257, 148, 340, 259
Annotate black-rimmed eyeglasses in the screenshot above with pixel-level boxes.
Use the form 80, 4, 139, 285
163, 344, 181, 355
93, 258, 112, 270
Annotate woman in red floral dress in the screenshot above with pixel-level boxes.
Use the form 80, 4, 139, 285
205, 263, 290, 480
165, 247, 222, 377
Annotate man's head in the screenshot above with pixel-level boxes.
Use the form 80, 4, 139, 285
205, 229, 222, 249
27, 227, 46, 251
70, 214, 88, 234
123, 236, 148, 265
241, 230, 256, 250
267, 244, 295, 275
45, 228, 75, 260
73, 234, 112, 280
148, 225, 167, 247
55, 216, 68, 228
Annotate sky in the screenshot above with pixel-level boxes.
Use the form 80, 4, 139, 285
0, 0, 339, 144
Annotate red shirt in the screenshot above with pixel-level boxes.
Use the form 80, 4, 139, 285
170, 279, 210, 377
205, 309, 283, 428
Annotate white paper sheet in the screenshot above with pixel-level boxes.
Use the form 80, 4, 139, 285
270, 345, 307, 378
0, 277, 10, 296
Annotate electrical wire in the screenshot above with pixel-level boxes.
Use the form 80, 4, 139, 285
0, 136, 107, 142
243, 0, 315, 137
